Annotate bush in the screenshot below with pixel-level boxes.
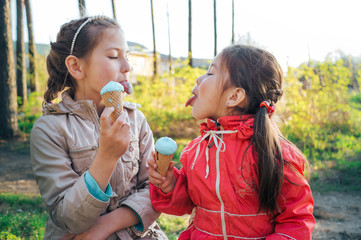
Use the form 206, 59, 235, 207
278, 60, 361, 167
127, 62, 206, 139
18, 56, 361, 169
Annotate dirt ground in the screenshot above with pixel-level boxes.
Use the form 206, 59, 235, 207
0, 138, 360, 239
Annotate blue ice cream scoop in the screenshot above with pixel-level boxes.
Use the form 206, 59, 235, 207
155, 137, 177, 155
100, 81, 124, 95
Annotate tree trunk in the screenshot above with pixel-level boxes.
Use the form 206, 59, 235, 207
0, 0, 19, 139
213, 0, 217, 56
188, 0, 193, 67
111, 0, 117, 19
16, 0, 27, 106
150, 0, 157, 77
166, 2, 172, 73
24, 0, 38, 92
231, 0, 234, 44
78, 0, 87, 17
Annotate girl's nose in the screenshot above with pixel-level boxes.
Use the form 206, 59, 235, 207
121, 58, 131, 73
196, 76, 203, 85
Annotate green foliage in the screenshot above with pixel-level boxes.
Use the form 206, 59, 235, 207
0, 232, 21, 240
36, 55, 48, 93
16, 55, 47, 134
18, 54, 361, 169
279, 59, 361, 168
127, 61, 205, 139
0, 193, 47, 239
17, 92, 43, 133
157, 214, 189, 240
350, 92, 361, 109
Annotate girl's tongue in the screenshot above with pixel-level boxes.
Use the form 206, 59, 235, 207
185, 95, 197, 107
120, 81, 132, 94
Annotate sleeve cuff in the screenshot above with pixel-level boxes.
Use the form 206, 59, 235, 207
124, 205, 144, 231
84, 171, 113, 202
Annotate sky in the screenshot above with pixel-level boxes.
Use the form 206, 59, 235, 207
11, 0, 361, 70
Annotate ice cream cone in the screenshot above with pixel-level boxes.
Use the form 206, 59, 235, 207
101, 91, 123, 122
154, 137, 177, 177
155, 151, 174, 176
100, 81, 125, 123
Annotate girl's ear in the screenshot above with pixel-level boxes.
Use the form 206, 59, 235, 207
65, 55, 86, 80
226, 87, 246, 108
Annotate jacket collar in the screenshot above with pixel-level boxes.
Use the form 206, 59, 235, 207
43, 90, 98, 120
200, 115, 254, 140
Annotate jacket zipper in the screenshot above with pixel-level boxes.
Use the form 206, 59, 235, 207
70, 146, 98, 153
92, 107, 101, 133
215, 121, 228, 240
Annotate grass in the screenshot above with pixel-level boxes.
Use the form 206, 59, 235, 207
310, 164, 361, 194
0, 193, 47, 239
0, 193, 188, 240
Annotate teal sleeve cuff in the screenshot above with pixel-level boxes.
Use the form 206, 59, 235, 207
84, 171, 112, 202
125, 206, 144, 231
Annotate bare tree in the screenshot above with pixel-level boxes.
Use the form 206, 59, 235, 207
16, 0, 27, 105
213, 0, 217, 56
231, 0, 234, 44
0, 0, 19, 139
78, 0, 87, 17
188, 0, 193, 67
150, 0, 157, 77
111, 0, 117, 19
24, 0, 39, 92
166, 2, 173, 73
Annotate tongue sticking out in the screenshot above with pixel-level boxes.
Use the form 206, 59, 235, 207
120, 81, 133, 94
185, 95, 197, 107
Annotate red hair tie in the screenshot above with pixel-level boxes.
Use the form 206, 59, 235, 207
260, 101, 276, 117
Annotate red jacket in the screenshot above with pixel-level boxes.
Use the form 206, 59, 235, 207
150, 115, 315, 240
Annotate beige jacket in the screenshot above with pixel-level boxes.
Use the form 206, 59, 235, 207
30, 92, 166, 240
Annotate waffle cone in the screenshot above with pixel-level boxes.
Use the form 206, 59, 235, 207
101, 91, 123, 122
155, 151, 174, 176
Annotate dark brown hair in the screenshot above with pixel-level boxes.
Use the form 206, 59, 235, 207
221, 45, 287, 214
44, 16, 120, 102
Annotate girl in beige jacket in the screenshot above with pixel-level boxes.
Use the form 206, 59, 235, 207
30, 16, 167, 240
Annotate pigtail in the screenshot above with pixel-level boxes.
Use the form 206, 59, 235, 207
44, 42, 72, 102
221, 45, 307, 214
253, 102, 284, 214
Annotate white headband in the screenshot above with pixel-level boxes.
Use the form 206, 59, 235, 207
69, 16, 104, 55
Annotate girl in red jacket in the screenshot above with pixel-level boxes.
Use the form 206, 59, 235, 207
148, 45, 315, 240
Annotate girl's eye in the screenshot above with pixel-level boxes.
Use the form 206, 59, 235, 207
206, 72, 213, 76
109, 56, 118, 59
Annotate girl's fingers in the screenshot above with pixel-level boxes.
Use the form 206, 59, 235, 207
147, 159, 157, 169
100, 107, 114, 129
113, 112, 130, 135
116, 111, 127, 123
165, 162, 175, 178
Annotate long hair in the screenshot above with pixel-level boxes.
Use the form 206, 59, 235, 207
44, 16, 120, 102
221, 45, 286, 214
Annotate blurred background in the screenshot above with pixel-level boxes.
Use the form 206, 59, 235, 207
0, 0, 360, 239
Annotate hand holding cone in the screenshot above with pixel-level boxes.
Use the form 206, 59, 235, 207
100, 81, 125, 123
155, 137, 177, 176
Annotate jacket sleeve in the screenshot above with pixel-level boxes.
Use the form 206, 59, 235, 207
30, 117, 109, 234
150, 148, 195, 216
266, 144, 315, 240
120, 110, 161, 234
